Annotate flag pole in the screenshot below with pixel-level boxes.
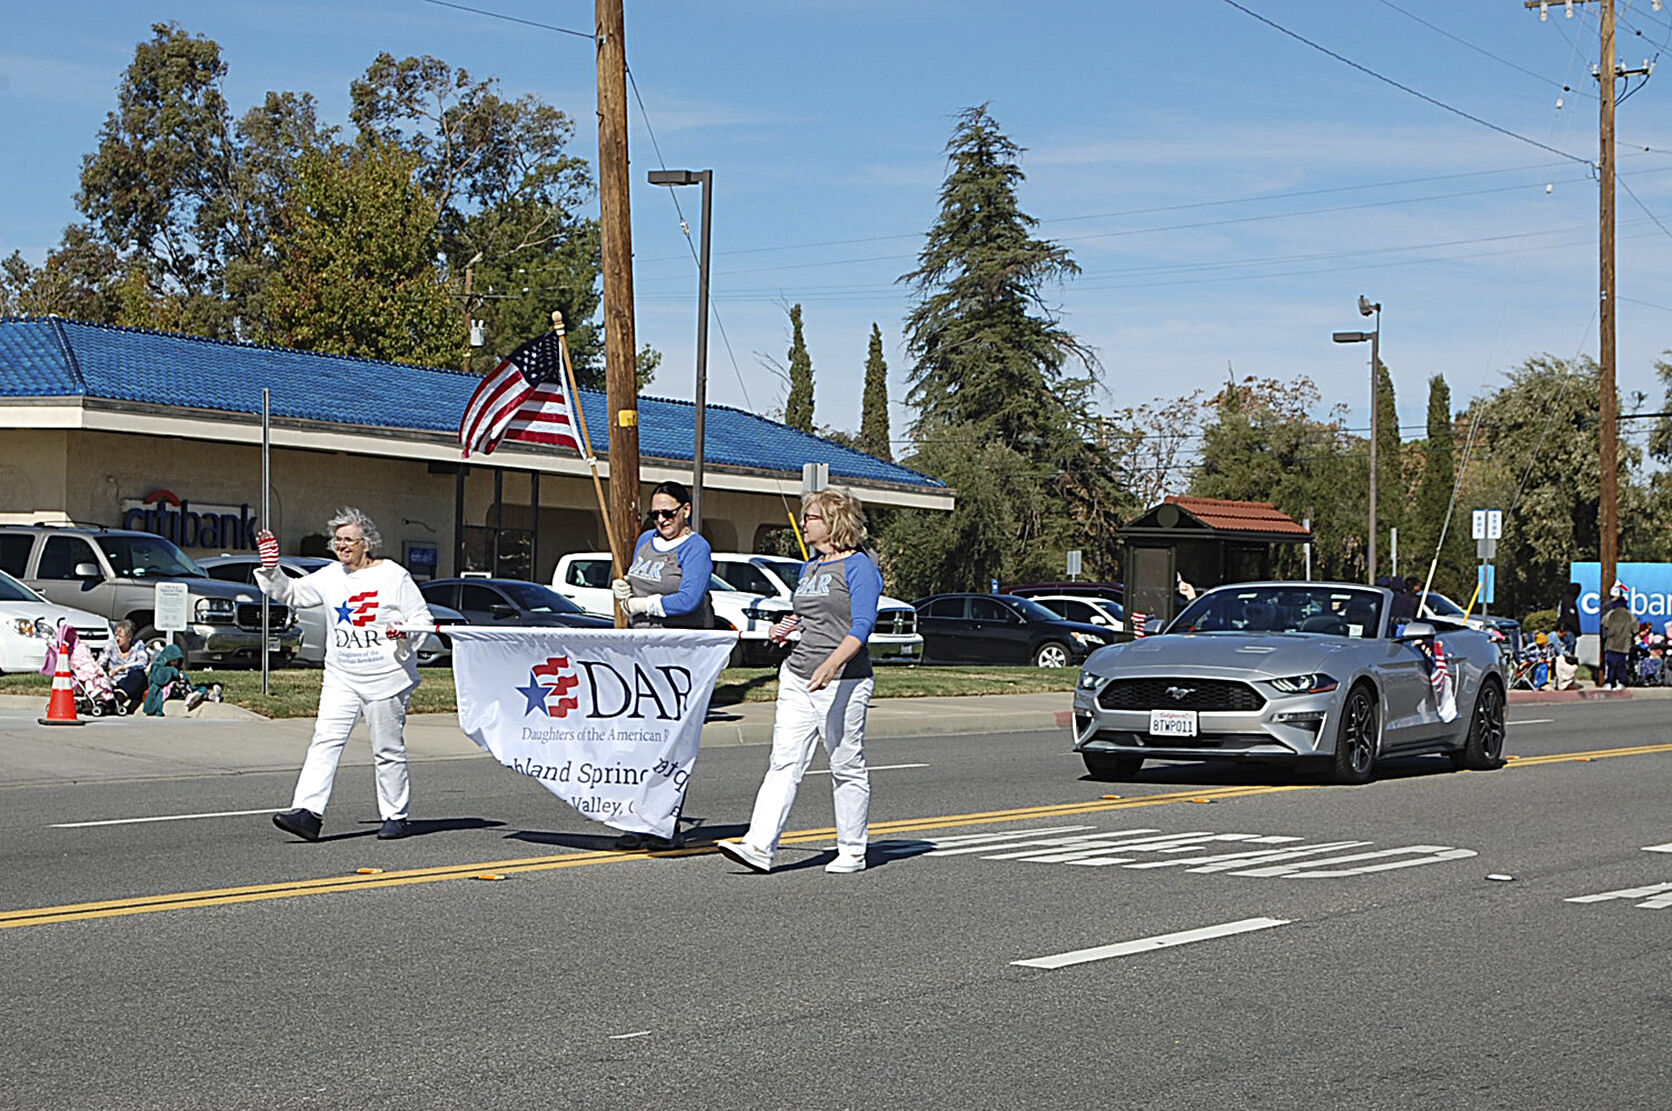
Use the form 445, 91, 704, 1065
551, 311, 627, 582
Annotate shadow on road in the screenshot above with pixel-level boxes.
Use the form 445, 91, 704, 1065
1080, 753, 1467, 789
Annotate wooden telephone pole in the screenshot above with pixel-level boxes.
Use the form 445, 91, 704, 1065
596, 0, 640, 624
1528, 0, 1651, 596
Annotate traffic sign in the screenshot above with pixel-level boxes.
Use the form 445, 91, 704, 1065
1477, 563, 1496, 605
1472, 509, 1505, 540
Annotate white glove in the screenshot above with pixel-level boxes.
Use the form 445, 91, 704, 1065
625, 595, 657, 617
611, 578, 633, 602
257, 533, 281, 569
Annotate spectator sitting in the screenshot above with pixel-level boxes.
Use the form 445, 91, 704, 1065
99, 619, 150, 712
141, 643, 210, 716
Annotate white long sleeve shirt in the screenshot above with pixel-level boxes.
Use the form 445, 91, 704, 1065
256, 559, 434, 699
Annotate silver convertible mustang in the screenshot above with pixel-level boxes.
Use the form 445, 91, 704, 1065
1071, 582, 1507, 784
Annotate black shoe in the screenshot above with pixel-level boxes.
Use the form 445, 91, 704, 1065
377, 818, 411, 840
273, 808, 322, 841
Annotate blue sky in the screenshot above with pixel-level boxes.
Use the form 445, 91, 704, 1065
4, 0, 1671, 469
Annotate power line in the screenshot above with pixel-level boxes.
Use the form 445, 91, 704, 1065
1374, 0, 1590, 93
417, 0, 596, 39
1218, 0, 1594, 166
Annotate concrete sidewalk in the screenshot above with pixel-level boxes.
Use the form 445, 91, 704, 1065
0, 690, 1070, 788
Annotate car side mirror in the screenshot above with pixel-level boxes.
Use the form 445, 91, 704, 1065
1091, 615, 1110, 626
73, 562, 102, 580
1397, 621, 1437, 641
489, 603, 517, 620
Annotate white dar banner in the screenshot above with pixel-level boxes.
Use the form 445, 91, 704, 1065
447, 627, 736, 839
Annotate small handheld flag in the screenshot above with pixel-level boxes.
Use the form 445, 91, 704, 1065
459, 330, 581, 458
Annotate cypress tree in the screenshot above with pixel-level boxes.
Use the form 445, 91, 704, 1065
859, 323, 892, 460
785, 303, 814, 433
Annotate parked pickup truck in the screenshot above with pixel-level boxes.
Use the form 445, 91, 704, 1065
551, 551, 791, 666
709, 552, 922, 664
0, 524, 301, 668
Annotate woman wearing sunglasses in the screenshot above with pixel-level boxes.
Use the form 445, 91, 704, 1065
717, 488, 882, 875
611, 480, 716, 631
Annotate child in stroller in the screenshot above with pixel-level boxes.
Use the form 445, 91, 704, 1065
40, 624, 124, 717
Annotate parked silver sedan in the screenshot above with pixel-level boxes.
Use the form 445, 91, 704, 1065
1070, 581, 1507, 784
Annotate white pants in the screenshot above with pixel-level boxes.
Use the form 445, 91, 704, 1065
291, 677, 415, 820
742, 667, 873, 856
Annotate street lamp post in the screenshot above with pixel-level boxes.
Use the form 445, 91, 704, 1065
648, 168, 713, 535
1334, 295, 1382, 583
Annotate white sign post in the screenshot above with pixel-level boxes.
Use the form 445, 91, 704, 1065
1066, 549, 1083, 580
154, 582, 189, 633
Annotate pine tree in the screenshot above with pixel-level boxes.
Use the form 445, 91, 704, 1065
784, 303, 814, 433
899, 103, 1093, 446
859, 323, 892, 461
1410, 374, 1470, 593
885, 103, 1126, 593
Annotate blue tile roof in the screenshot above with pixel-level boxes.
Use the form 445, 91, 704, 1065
0, 317, 941, 490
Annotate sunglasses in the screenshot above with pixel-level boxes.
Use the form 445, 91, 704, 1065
650, 508, 684, 521
802, 513, 824, 523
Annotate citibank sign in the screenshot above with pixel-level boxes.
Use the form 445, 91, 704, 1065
121, 489, 259, 551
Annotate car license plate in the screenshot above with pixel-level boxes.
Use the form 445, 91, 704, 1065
1149, 709, 1198, 737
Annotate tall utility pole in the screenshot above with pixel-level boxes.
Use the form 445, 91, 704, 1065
596, 0, 640, 617
1528, 0, 1652, 597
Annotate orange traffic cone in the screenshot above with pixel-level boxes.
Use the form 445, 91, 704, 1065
38, 632, 84, 727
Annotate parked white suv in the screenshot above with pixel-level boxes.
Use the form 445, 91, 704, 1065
710, 552, 923, 664
551, 552, 792, 666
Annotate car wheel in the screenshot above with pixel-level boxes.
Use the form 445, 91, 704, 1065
1082, 751, 1144, 780
1034, 641, 1072, 668
1330, 685, 1379, 785
1451, 678, 1506, 771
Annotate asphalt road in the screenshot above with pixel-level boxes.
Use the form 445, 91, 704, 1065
4, 699, 1672, 1110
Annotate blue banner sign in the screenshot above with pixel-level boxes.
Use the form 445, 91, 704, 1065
1568, 562, 1672, 635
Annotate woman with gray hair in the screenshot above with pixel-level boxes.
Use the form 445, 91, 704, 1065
254, 507, 434, 842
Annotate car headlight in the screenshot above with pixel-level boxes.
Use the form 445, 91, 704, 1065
1078, 670, 1106, 690
1267, 673, 1339, 694
196, 597, 236, 621
1069, 631, 1106, 647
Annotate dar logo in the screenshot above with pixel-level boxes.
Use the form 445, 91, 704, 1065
518, 656, 581, 718
335, 591, 380, 627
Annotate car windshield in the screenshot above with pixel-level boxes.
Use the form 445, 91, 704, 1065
763, 559, 803, 588
98, 535, 206, 578
498, 581, 585, 614
1168, 585, 1384, 639
1005, 596, 1063, 623
1421, 592, 1466, 618
0, 569, 45, 603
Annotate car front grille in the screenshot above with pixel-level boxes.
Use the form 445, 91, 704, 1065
877, 608, 917, 636
235, 603, 290, 630
1098, 678, 1266, 712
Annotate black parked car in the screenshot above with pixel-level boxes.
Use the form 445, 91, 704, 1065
419, 578, 612, 629
912, 593, 1115, 668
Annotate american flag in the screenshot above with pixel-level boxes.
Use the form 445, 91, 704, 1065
1430, 638, 1458, 722
458, 330, 582, 458
1132, 613, 1147, 638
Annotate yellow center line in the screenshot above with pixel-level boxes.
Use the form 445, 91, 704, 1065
6, 740, 1666, 930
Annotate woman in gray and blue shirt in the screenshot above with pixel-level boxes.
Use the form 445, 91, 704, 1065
718, 488, 882, 875
612, 480, 715, 630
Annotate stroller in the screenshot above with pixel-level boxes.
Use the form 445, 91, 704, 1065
40, 624, 125, 717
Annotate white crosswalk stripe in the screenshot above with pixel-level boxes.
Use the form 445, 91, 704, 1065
876, 823, 1476, 879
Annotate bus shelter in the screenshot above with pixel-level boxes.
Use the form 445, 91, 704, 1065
1119, 496, 1312, 627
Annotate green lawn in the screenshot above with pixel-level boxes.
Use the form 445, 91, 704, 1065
0, 664, 1079, 719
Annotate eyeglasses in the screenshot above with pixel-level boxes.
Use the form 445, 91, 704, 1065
801, 513, 824, 523
333, 538, 365, 548
650, 508, 684, 521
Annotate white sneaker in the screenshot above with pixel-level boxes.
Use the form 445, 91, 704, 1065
185, 688, 207, 711
824, 851, 866, 874
715, 839, 773, 873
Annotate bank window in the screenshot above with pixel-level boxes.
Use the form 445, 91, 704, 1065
0, 534, 30, 576
39, 536, 98, 580
462, 525, 531, 581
